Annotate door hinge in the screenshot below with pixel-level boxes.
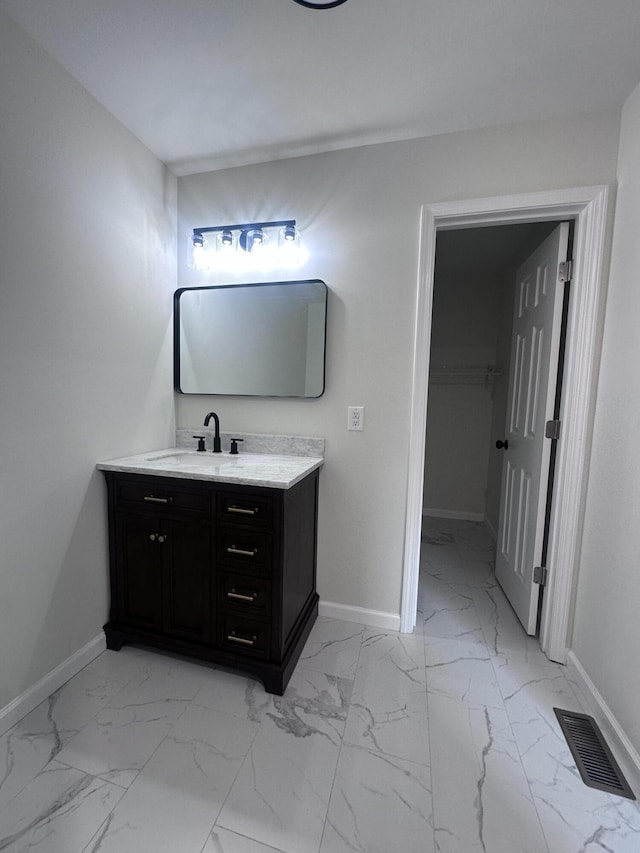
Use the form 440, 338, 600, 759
545, 419, 561, 440
533, 565, 548, 586
558, 260, 573, 283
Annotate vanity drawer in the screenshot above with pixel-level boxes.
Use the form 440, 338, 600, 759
218, 491, 273, 527
218, 528, 271, 572
220, 573, 270, 613
116, 481, 209, 513
220, 614, 269, 658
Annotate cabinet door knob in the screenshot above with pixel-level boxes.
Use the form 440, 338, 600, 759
158, 535, 167, 544
149, 533, 157, 541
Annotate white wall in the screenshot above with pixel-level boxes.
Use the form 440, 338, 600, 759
177, 111, 620, 620
571, 79, 640, 752
424, 381, 495, 518
0, 12, 176, 711
423, 270, 501, 518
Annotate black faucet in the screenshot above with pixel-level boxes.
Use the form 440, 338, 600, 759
203, 412, 222, 453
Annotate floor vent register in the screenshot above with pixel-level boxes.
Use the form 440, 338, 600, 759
554, 708, 635, 800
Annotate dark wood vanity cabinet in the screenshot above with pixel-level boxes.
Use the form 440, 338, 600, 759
102, 469, 319, 694
114, 511, 212, 644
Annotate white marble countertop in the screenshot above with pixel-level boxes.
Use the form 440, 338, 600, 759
97, 447, 323, 489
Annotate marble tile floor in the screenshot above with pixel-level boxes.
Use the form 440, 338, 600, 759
1, 518, 639, 852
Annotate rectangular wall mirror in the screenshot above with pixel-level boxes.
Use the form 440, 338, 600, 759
174, 279, 327, 397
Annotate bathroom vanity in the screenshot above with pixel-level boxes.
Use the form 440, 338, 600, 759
98, 446, 322, 694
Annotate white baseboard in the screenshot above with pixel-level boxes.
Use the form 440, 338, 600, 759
423, 508, 485, 522
566, 650, 640, 794
485, 516, 497, 542
319, 600, 401, 632
0, 634, 106, 737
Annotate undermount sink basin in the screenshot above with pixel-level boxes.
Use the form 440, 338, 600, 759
144, 451, 190, 463
143, 450, 236, 465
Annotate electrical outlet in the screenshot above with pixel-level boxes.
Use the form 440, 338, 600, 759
348, 406, 364, 431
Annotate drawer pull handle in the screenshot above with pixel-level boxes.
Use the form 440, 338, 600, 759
228, 590, 257, 602
144, 496, 171, 504
228, 505, 259, 516
227, 546, 258, 558
227, 633, 257, 646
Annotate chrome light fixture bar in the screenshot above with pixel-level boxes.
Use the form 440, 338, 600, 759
192, 220, 297, 252
190, 220, 303, 271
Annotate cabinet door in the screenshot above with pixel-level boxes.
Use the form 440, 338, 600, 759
115, 513, 164, 632
162, 517, 212, 644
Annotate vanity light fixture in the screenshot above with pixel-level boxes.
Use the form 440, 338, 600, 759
190, 220, 304, 271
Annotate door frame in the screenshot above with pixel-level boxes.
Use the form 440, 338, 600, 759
400, 185, 610, 663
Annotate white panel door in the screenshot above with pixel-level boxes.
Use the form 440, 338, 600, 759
495, 223, 569, 634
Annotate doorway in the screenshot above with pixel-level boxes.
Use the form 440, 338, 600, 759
400, 187, 610, 664
423, 221, 564, 636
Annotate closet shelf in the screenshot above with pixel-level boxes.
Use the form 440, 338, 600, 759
429, 365, 503, 386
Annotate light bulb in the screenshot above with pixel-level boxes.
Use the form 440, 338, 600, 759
192, 244, 211, 270
278, 225, 302, 266
217, 229, 237, 262
240, 228, 267, 253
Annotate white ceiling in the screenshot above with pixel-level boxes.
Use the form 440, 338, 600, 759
2, 0, 640, 176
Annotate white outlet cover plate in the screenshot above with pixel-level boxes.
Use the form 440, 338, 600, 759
348, 406, 364, 431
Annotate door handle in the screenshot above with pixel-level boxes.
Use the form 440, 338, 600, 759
496, 440, 509, 450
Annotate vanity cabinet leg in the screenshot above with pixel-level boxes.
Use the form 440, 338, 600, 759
104, 627, 125, 651
262, 672, 286, 696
